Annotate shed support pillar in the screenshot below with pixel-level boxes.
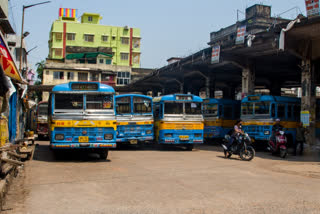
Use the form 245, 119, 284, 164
205, 77, 215, 98
301, 59, 316, 147
242, 67, 255, 97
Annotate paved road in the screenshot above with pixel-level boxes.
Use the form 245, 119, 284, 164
3, 141, 320, 214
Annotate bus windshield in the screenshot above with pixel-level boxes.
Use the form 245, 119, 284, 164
133, 97, 152, 114
242, 102, 270, 115
255, 102, 270, 115
86, 94, 113, 110
185, 102, 202, 115
203, 103, 218, 116
116, 97, 131, 114
165, 103, 183, 114
38, 104, 48, 116
55, 94, 83, 110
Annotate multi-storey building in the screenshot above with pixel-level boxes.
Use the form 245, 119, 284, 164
48, 10, 141, 68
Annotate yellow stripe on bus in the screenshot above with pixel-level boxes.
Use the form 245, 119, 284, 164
155, 121, 204, 130
51, 120, 117, 131
204, 119, 236, 128
243, 121, 299, 128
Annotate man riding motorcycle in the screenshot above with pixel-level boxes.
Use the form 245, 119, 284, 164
270, 118, 283, 148
226, 120, 244, 152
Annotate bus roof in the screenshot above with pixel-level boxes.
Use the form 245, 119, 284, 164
203, 98, 240, 105
153, 94, 203, 103
242, 95, 300, 103
115, 94, 152, 100
52, 82, 115, 93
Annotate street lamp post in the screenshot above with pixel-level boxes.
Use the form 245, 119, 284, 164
19, 1, 51, 76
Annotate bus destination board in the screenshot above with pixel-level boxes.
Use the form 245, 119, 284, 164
71, 83, 98, 91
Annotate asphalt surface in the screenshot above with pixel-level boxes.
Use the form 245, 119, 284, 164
2, 141, 320, 214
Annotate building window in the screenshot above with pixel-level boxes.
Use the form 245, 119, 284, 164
84, 34, 94, 42
46, 70, 49, 75
101, 74, 111, 82
67, 33, 76, 41
99, 59, 104, 64
112, 36, 116, 40
117, 71, 130, 86
91, 73, 99, 81
53, 71, 64, 80
88, 16, 93, 22
78, 72, 88, 81
55, 48, 63, 57
133, 38, 141, 48
121, 37, 129, 45
133, 53, 140, 64
102, 36, 108, 42
55, 32, 62, 40
120, 53, 129, 61
67, 72, 74, 80
106, 59, 112, 65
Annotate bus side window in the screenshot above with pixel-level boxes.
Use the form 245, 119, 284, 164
287, 105, 293, 120
219, 105, 223, 117
277, 104, 286, 119
293, 104, 300, 120
159, 104, 163, 119
154, 104, 159, 119
271, 103, 276, 118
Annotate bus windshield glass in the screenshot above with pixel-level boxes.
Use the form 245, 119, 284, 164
165, 103, 183, 114
203, 103, 218, 116
133, 97, 152, 114
55, 94, 83, 110
38, 104, 48, 116
86, 94, 113, 110
254, 102, 270, 115
241, 103, 253, 115
185, 102, 202, 115
116, 97, 131, 114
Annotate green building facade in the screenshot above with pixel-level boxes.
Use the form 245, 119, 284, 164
48, 12, 141, 68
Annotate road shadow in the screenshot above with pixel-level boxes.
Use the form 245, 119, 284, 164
196, 143, 320, 163
33, 143, 112, 163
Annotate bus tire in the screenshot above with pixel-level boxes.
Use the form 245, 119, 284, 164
99, 149, 109, 159
186, 144, 194, 151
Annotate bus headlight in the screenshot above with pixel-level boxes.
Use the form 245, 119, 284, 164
104, 134, 113, 140
195, 134, 202, 138
146, 130, 152, 134
55, 134, 64, 140
164, 133, 172, 138
264, 131, 270, 135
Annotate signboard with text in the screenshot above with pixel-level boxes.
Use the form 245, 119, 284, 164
305, 0, 320, 17
0, 32, 23, 82
235, 25, 246, 44
211, 45, 220, 64
300, 111, 310, 127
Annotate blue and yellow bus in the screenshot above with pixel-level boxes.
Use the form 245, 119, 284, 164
115, 94, 153, 145
48, 82, 117, 159
241, 95, 300, 144
203, 99, 240, 140
153, 94, 204, 150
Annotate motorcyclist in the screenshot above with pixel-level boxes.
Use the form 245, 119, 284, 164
227, 120, 244, 151
270, 118, 283, 147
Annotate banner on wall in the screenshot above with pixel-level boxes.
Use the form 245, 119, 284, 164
305, 0, 320, 17
0, 32, 24, 83
211, 45, 220, 64
235, 25, 246, 44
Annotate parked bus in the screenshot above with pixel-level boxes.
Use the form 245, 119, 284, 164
36, 101, 49, 140
153, 94, 204, 150
241, 95, 300, 145
48, 82, 116, 159
115, 94, 154, 146
203, 98, 240, 141
316, 99, 320, 139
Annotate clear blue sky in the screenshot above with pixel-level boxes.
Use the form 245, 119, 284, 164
8, 0, 306, 69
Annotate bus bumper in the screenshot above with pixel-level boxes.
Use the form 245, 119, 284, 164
116, 136, 154, 143
50, 143, 116, 149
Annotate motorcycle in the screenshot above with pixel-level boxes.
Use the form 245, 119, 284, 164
222, 133, 255, 161
268, 130, 287, 158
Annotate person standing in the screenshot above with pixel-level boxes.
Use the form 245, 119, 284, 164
294, 122, 305, 156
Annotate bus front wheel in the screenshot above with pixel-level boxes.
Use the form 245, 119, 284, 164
99, 149, 109, 159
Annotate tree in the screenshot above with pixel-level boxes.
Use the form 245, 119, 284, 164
34, 60, 45, 85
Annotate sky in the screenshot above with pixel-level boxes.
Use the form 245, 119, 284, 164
7, 0, 307, 70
